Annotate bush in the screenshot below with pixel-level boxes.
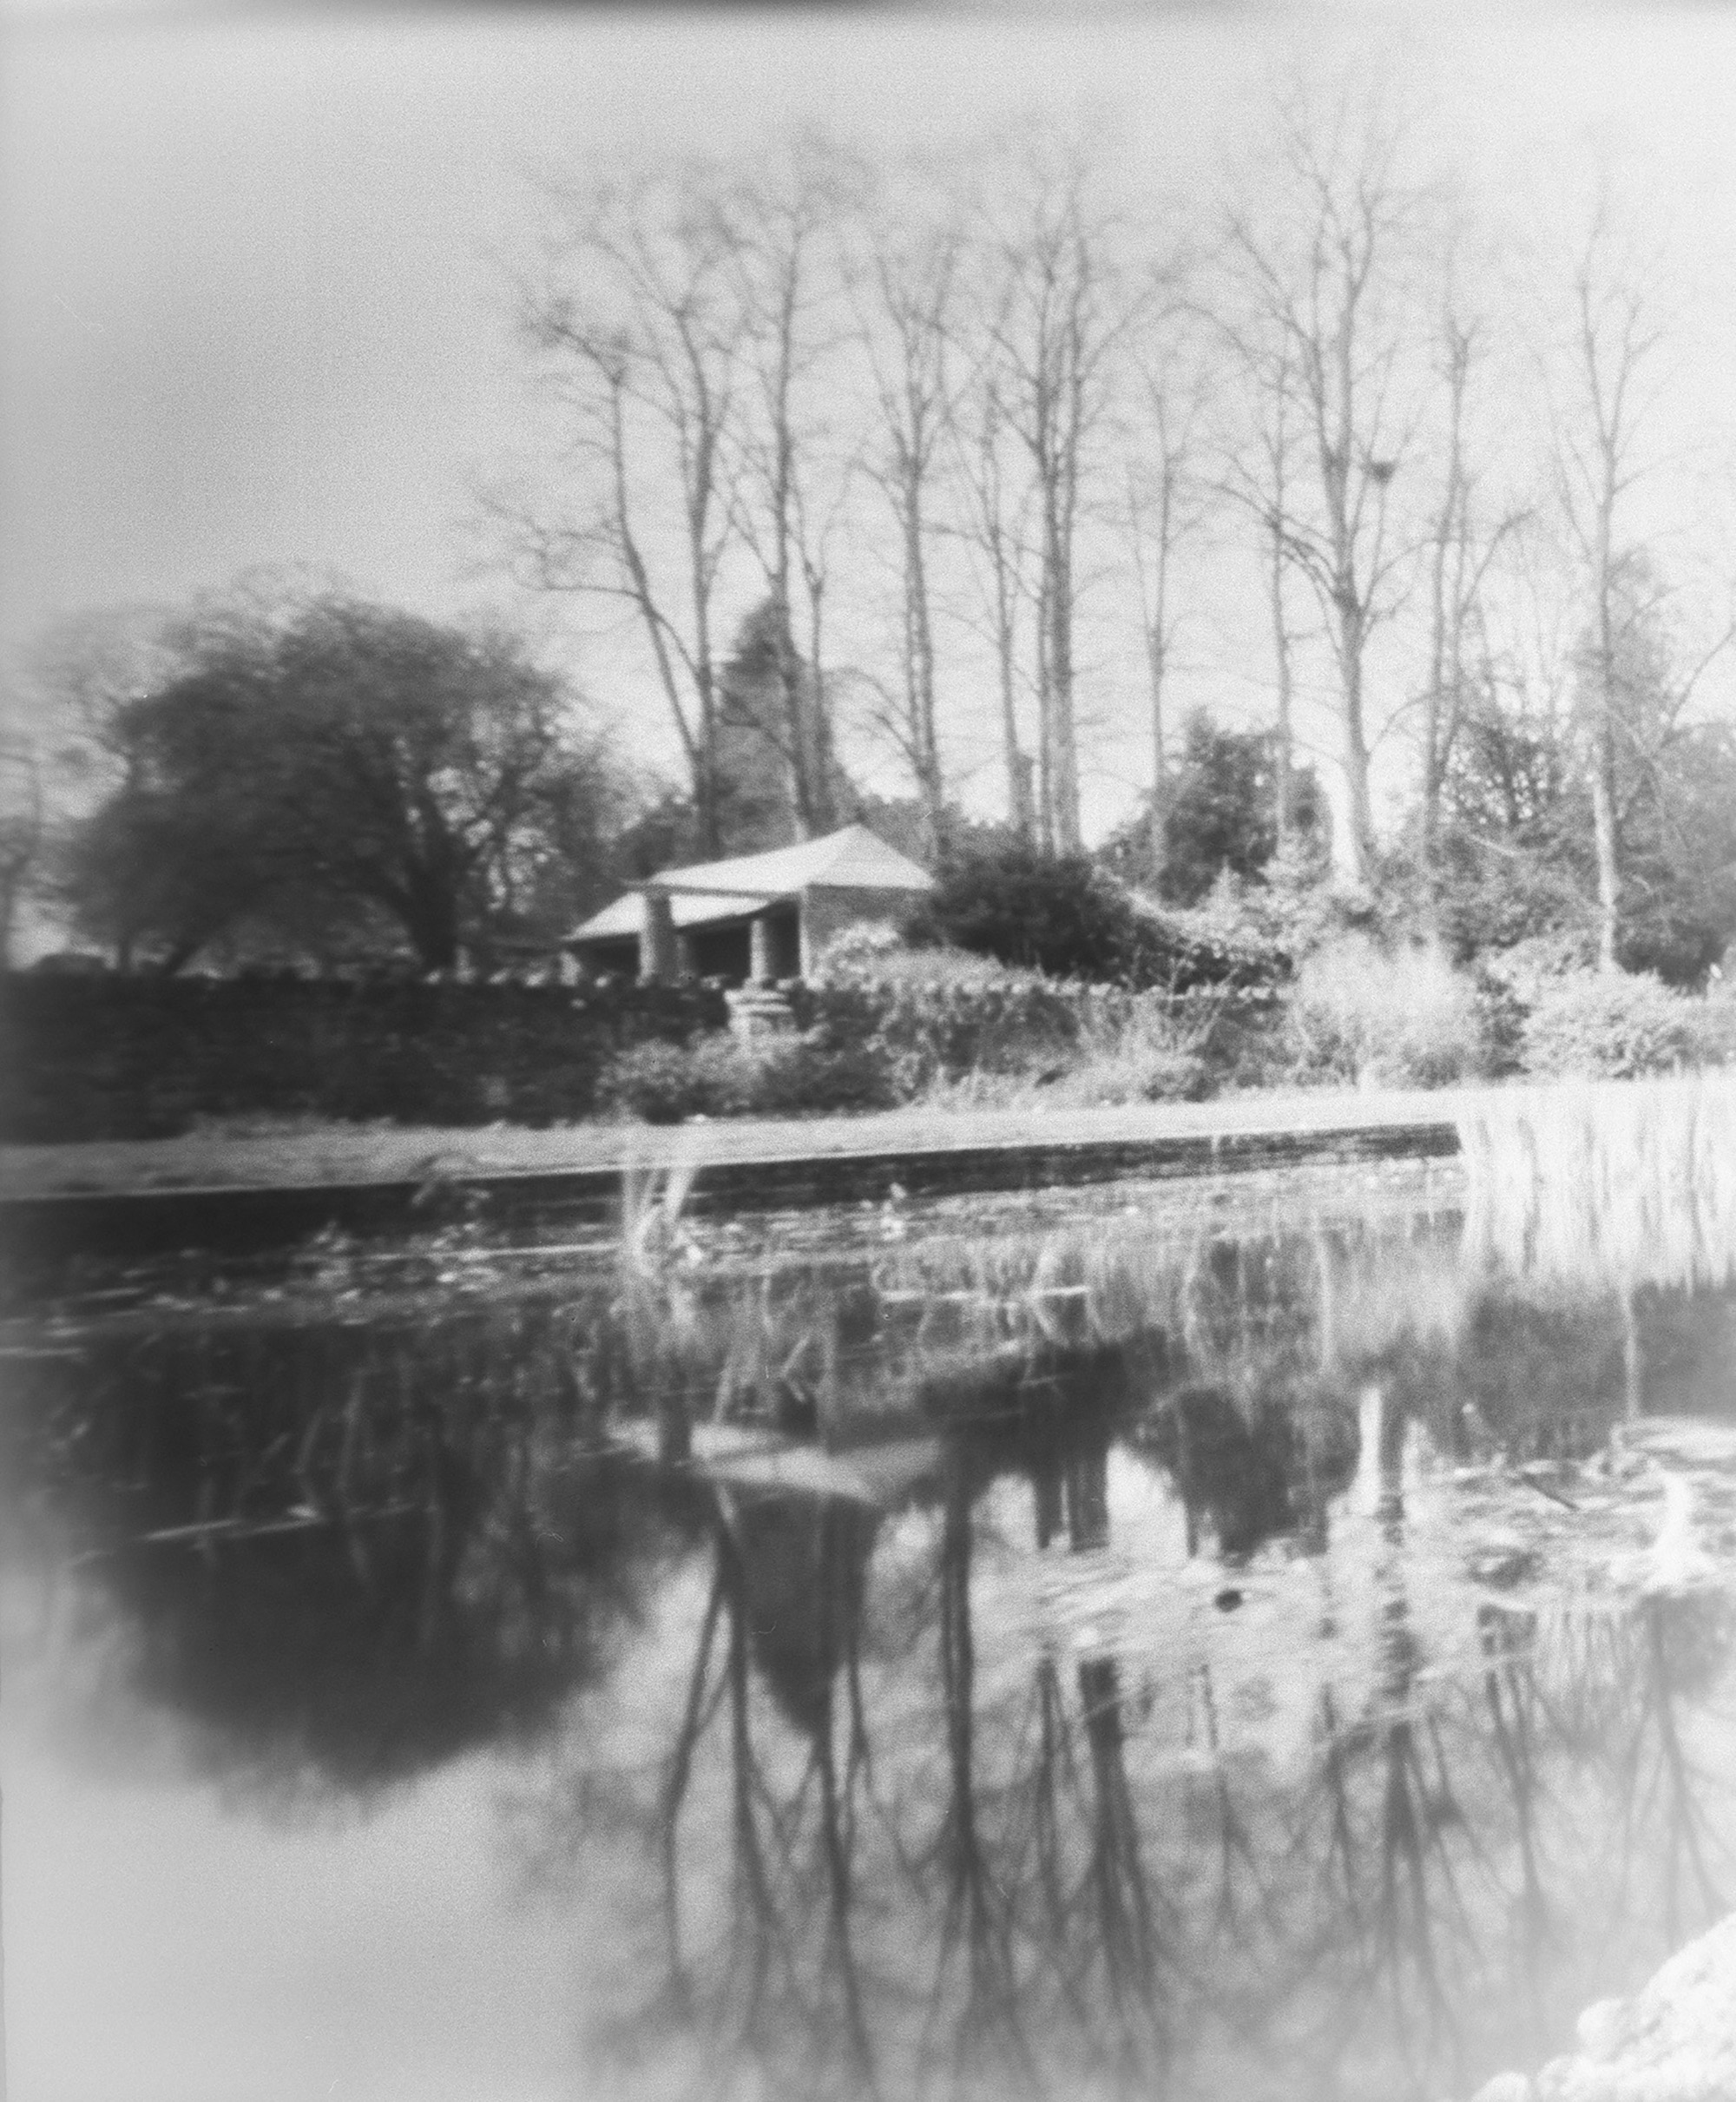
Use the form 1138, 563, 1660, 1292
904, 843, 1124, 979
1519, 969, 1725, 1080
1480, 927, 1601, 1005
801, 950, 1086, 1094
1045, 998, 1213, 1106
1285, 938, 1492, 1090
598, 1028, 896, 1123
597, 1038, 718, 1123
905, 840, 1287, 992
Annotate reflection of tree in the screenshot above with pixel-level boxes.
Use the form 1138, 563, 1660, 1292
1478, 1599, 1550, 2020
648, 1486, 884, 2100
1632, 1597, 1727, 1945
1003, 1432, 1171, 2093
11, 1297, 696, 1797
1365, 1392, 1461, 2089
1075, 1653, 1167, 2085
23, 1217, 1736, 2102
917, 1446, 1030, 2090
1135, 1380, 1356, 1562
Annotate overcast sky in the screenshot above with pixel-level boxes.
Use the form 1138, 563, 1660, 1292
6, 1, 1736, 828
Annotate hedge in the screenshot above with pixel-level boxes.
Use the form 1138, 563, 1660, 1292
0, 974, 729, 1141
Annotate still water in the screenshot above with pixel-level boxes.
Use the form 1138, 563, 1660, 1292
3, 1162, 1735, 2102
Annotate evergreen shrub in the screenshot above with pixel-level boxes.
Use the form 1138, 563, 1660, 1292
904, 840, 1286, 992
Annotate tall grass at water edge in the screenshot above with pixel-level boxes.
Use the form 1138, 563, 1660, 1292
1456, 1072, 1736, 1291
607, 1145, 1479, 1456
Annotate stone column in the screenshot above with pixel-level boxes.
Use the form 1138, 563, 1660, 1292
639, 888, 678, 984
749, 913, 775, 985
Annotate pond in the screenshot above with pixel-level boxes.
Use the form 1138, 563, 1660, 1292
3, 1152, 1735, 2102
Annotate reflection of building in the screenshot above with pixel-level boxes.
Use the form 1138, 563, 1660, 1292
567, 823, 933, 986
727, 1492, 879, 1740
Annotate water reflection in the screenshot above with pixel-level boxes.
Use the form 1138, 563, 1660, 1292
4, 1186, 1736, 2101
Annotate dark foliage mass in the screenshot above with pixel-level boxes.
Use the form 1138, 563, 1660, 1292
55, 594, 629, 977
1105, 714, 1331, 907
0, 1292, 708, 1795
0, 974, 728, 1141
905, 838, 1287, 991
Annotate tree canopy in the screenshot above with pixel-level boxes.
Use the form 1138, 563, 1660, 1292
58, 593, 623, 973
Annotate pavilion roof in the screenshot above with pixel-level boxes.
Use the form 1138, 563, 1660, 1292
569, 823, 932, 943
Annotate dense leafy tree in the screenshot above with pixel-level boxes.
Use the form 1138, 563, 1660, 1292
907, 840, 1125, 978
1104, 712, 1326, 906
908, 835, 1283, 989
61, 593, 621, 973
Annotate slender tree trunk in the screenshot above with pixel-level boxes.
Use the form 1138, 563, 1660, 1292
806, 567, 838, 835
1035, 576, 1055, 854
1049, 421, 1082, 854
1338, 619, 1378, 884
1590, 718, 1621, 971
987, 490, 1031, 841
1328, 304, 1378, 888
1270, 512, 1295, 857
1591, 498, 1622, 972
902, 479, 945, 855
1145, 624, 1167, 875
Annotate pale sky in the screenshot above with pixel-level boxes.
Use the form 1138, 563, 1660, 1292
6, 1, 1736, 834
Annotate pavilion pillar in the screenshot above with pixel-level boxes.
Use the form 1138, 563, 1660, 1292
639, 888, 678, 985
749, 913, 776, 985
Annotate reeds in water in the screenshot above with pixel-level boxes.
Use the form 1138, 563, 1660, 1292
1457, 1074, 1736, 1291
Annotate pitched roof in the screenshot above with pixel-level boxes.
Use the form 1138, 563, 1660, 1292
569, 823, 932, 943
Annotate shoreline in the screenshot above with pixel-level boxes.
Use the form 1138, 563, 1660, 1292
0, 1089, 1467, 1273
1, 1084, 1470, 1199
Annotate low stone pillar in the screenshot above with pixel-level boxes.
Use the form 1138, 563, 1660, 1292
640, 888, 678, 984
749, 913, 775, 985
726, 985, 797, 1041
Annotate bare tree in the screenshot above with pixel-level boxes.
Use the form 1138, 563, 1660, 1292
984, 142, 1132, 853
1417, 306, 1525, 891
1553, 202, 1664, 971
1217, 308, 1307, 858
948, 346, 1039, 841
853, 193, 963, 856
1226, 101, 1429, 889
723, 141, 862, 840
1122, 298, 1212, 874
509, 165, 744, 853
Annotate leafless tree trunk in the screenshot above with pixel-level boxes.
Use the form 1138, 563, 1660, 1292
1221, 325, 1303, 854
1123, 317, 1209, 877
1419, 310, 1522, 899
1226, 105, 1425, 891
988, 148, 1130, 854
727, 145, 858, 840
509, 167, 743, 854
857, 206, 961, 856
951, 367, 1038, 841
1269, 511, 1298, 859
1555, 206, 1660, 972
